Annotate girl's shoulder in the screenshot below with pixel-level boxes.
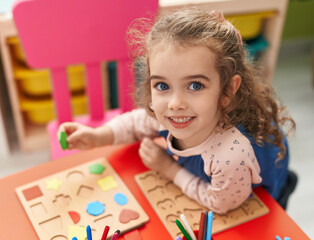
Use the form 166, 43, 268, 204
201, 126, 259, 177
201, 126, 255, 164
210, 126, 252, 149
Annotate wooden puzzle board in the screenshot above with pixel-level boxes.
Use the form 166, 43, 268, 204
16, 158, 149, 240
135, 171, 269, 239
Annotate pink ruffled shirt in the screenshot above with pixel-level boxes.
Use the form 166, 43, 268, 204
107, 109, 262, 213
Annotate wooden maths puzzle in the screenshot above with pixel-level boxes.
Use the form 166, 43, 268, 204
135, 171, 269, 239
16, 158, 149, 240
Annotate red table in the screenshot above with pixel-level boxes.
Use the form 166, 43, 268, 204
0, 143, 310, 239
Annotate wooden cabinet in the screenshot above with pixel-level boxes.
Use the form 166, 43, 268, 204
0, 0, 288, 153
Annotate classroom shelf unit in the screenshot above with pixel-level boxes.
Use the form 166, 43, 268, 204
0, 0, 288, 153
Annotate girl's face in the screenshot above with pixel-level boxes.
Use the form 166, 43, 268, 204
149, 45, 222, 150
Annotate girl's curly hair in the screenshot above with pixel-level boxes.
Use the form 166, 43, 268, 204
127, 8, 295, 162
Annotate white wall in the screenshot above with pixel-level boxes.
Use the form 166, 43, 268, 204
0, 0, 16, 14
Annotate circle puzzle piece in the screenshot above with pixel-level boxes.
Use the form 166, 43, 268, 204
86, 201, 105, 216
114, 193, 128, 205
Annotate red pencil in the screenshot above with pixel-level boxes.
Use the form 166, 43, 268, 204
101, 226, 110, 240
198, 212, 206, 240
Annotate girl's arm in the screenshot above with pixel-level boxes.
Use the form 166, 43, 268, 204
173, 131, 262, 214
173, 165, 259, 214
59, 108, 159, 150
105, 108, 161, 145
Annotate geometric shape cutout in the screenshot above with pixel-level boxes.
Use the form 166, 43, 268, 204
89, 163, 105, 174
68, 211, 80, 224
157, 198, 175, 211
77, 185, 94, 198
50, 235, 67, 240
39, 215, 62, 234
119, 209, 140, 224
30, 202, 47, 217
86, 201, 105, 216
67, 171, 85, 181
94, 214, 113, 224
52, 194, 72, 208
22, 185, 43, 201
114, 193, 128, 206
97, 176, 118, 192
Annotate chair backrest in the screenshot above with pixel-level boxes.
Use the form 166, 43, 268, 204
12, 0, 158, 124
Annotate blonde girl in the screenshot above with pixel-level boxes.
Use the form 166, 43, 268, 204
59, 9, 295, 213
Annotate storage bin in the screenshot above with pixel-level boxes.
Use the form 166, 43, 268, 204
226, 11, 275, 40
245, 35, 269, 61
13, 61, 85, 96
7, 37, 25, 63
20, 93, 87, 125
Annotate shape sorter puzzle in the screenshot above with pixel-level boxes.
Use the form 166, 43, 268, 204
16, 158, 149, 240
135, 171, 269, 239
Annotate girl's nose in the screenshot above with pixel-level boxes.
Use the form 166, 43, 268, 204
168, 92, 187, 110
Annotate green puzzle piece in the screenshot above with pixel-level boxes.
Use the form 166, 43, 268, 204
58, 131, 68, 150
89, 163, 105, 174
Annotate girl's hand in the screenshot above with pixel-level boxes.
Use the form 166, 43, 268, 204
58, 122, 114, 151
139, 137, 182, 180
58, 122, 98, 150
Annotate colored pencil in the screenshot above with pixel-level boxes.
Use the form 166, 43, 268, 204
202, 211, 208, 240
176, 237, 183, 240
198, 212, 206, 240
111, 230, 120, 240
206, 211, 213, 240
283, 238, 291, 240
101, 225, 110, 240
72, 238, 78, 240
87, 225, 92, 240
175, 219, 192, 240
275, 236, 282, 240
180, 214, 197, 240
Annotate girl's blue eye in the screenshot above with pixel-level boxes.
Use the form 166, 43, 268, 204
156, 82, 169, 91
189, 82, 203, 91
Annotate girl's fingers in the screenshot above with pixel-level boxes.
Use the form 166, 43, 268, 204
140, 139, 157, 159
58, 123, 78, 137
66, 130, 82, 143
138, 146, 149, 163
67, 143, 74, 150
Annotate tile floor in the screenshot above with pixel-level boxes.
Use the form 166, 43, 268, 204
0, 39, 313, 238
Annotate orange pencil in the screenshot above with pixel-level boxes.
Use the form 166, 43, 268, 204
198, 212, 206, 240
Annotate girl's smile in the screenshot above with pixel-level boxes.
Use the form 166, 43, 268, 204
149, 45, 222, 150
168, 116, 195, 128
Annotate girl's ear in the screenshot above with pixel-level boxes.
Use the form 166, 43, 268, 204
221, 74, 241, 107
230, 74, 241, 95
